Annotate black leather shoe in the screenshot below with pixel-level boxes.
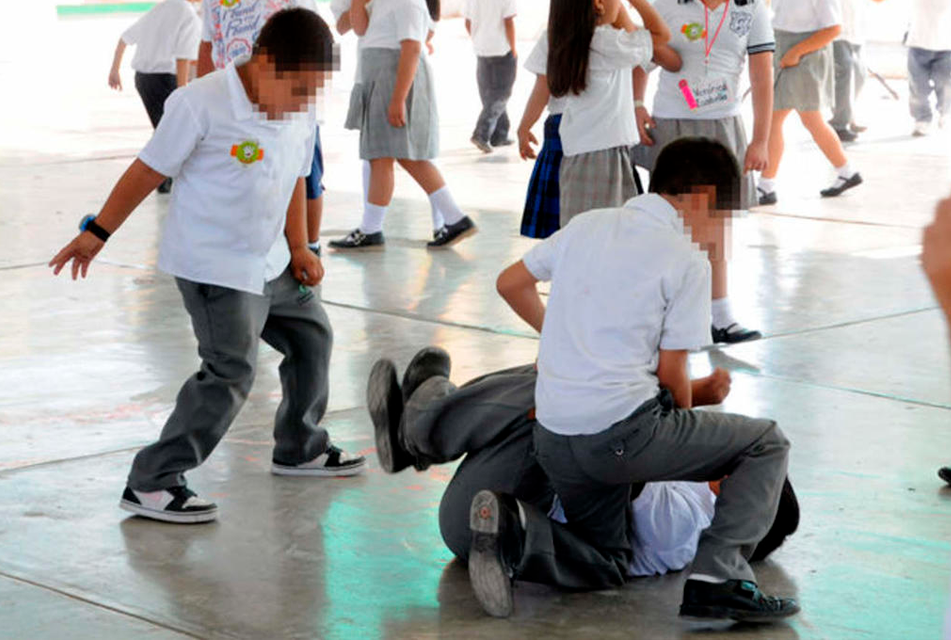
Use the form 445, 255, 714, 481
834, 127, 858, 142
712, 323, 762, 345
469, 490, 524, 618
757, 189, 777, 206
680, 579, 800, 622
820, 172, 863, 198
939, 467, 951, 485
491, 138, 515, 147
428, 217, 478, 248
751, 477, 800, 562
366, 359, 413, 473
402, 346, 451, 403
329, 228, 385, 250
157, 177, 173, 194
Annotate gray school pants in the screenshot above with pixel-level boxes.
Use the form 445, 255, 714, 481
908, 46, 951, 124
472, 51, 517, 145
831, 41, 866, 129
127, 268, 333, 491
532, 393, 790, 588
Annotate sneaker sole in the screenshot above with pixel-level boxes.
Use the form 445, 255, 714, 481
680, 602, 801, 622
428, 226, 479, 250
119, 499, 218, 524
270, 460, 367, 477
468, 491, 514, 618
367, 359, 405, 473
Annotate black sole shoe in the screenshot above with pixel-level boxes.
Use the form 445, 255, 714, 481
712, 323, 762, 345
428, 217, 478, 249
329, 228, 385, 251
157, 178, 173, 194
939, 467, 951, 485
402, 346, 451, 403
680, 579, 800, 622
469, 491, 516, 618
367, 359, 412, 473
820, 173, 863, 198
757, 190, 777, 206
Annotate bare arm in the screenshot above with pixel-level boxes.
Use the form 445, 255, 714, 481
109, 39, 127, 90
351, 0, 370, 37
497, 261, 546, 333
504, 16, 517, 57
634, 66, 656, 145
285, 178, 324, 286
176, 58, 191, 87
518, 75, 549, 159
652, 43, 682, 72
197, 41, 214, 77
780, 25, 841, 68
388, 39, 422, 127
629, 0, 672, 47
691, 368, 731, 407
744, 51, 773, 172
657, 349, 692, 409
336, 12, 352, 35
465, 19, 471, 35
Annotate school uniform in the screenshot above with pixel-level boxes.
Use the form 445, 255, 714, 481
558, 26, 652, 226
518, 195, 790, 589
126, 59, 334, 491
633, 0, 774, 209
345, 0, 439, 161
465, 0, 518, 146
121, 0, 201, 128
201, 0, 326, 201
520, 30, 566, 240
830, 0, 867, 131
906, 0, 951, 125
771, 0, 841, 112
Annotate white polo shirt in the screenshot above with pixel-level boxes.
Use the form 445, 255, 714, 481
138, 59, 317, 294
836, 0, 866, 45
201, 0, 319, 70
525, 30, 566, 116
907, 0, 951, 51
122, 0, 201, 74
361, 0, 429, 49
772, 0, 842, 33
523, 194, 712, 436
558, 26, 653, 157
652, 0, 774, 120
465, 0, 517, 57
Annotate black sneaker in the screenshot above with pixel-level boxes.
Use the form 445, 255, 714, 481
471, 136, 493, 154
751, 477, 800, 562
680, 579, 800, 622
428, 217, 478, 249
157, 177, 173, 194
329, 229, 385, 251
401, 346, 451, 403
469, 490, 523, 618
820, 172, 863, 198
120, 486, 218, 524
757, 188, 777, 206
367, 359, 414, 474
271, 446, 367, 477
939, 467, 951, 485
712, 323, 762, 345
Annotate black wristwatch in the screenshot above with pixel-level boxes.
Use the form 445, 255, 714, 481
79, 214, 111, 242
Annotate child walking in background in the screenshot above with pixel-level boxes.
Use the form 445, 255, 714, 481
906, 0, 951, 136
465, 0, 518, 154
332, 0, 477, 250
108, 0, 202, 193
758, 0, 862, 205
548, 0, 670, 225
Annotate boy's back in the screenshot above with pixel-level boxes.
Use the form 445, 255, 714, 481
465, 0, 517, 57
123, 0, 200, 74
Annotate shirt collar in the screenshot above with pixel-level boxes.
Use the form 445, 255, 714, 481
226, 56, 255, 121
624, 194, 686, 234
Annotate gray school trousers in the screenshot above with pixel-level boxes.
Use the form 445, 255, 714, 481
127, 268, 333, 491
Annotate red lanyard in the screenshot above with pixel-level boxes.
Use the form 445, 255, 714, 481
704, 1, 730, 66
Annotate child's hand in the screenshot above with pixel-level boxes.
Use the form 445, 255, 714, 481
706, 368, 732, 404
108, 70, 122, 91
49, 232, 105, 280
388, 98, 407, 128
923, 193, 951, 316
518, 127, 538, 160
744, 140, 769, 174
291, 246, 325, 287
780, 48, 803, 69
636, 106, 656, 146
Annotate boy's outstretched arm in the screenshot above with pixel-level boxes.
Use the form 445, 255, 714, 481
49, 159, 166, 280
497, 261, 545, 333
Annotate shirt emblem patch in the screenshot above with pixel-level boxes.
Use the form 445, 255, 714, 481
729, 11, 753, 37
231, 141, 265, 165
681, 22, 707, 42
220, 0, 240, 7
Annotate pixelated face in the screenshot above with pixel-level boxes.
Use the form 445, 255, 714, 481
257, 58, 329, 119
677, 187, 735, 262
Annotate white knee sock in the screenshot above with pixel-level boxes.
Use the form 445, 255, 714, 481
361, 160, 371, 205
836, 162, 855, 179
429, 186, 466, 226
429, 201, 446, 231
360, 203, 387, 234
758, 177, 776, 193
712, 297, 736, 329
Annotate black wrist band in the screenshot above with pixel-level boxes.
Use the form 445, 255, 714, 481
80, 216, 111, 242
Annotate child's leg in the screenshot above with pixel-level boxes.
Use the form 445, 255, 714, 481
472, 56, 495, 149
398, 159, 470, 229
908, 47, 935, 124
489, 53, 518, 146
797, 110, 848, 169
932, 50, 951, 121
761, 109, 792, 181
133, 72, 177, 129
360, 157, 395, 233
305, 127, 325, 250
127, 280, 269, 491
306, 196, 323, 245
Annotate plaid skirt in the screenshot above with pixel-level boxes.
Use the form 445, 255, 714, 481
559, 145, 641, 226
520, 114, 563, 239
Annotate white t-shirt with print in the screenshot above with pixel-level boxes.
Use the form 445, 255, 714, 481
201, 0, 318, 70
772, 0, 842, 34
138, 59, 317, 294
523, 194, 712, 436
558, 26, 653, 157
653, 0, 774, 120
907, 0, 951, 51
122, 0, 202, 74
524, 30, 566, 116
361, 0, 430, 49
465, 0, 517, 57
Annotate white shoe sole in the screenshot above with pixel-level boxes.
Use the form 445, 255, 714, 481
270, 461, 367, 477
119, 499, 218, 524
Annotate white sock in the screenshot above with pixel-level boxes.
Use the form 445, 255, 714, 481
758, 177, 776, 193
687, 573, 728, 584
361, 160, 371, 206
429, 201, 446, 231
360, 203, 387, 234
711, 297, 736, 329
836, 162, 855, 179
429, 186, 466, 226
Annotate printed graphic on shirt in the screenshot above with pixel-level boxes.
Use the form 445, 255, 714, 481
681, 22, 707, 42
729, 10, 753, 37
231, 140, 265, 164
220, 0, 240, 7
208, 0, 293, 68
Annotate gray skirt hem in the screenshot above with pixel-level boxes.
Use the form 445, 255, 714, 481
559, 146, 639, 226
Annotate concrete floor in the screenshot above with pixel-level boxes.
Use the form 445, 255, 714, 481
3, 5, 951, 640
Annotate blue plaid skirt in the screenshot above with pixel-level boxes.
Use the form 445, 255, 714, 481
520, 114, 563, 239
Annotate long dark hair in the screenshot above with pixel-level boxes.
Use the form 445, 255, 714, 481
547, 0, 598, 97
426, 0, 440, 22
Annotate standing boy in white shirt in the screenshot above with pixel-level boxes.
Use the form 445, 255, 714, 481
50, 10, 366, 525
476, 138, 797, 622
108, 0, 202, 193
907, 0, 951, 136
465, 0, 518, 153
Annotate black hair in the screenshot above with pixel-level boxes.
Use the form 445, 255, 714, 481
425, 0, 441, 22
253, 8, 336, 73
649, 138, 742, 210
546, 0, 597, 97
677, 0, 751, 5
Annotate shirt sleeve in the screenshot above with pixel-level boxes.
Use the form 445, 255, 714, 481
522, 228, 565, 282
593, 27, 654, 70
174, 13, 202, 61
121, 14, 145, 45
524, 31, 548, 75
503, 0, 517, 18
394, 4, 429, 43
818, 0, 843, 28
201, 0, 214, 42
659, 254, 712, 351
747, 2, 775, 55
464, 0, 475, 20
137, 90, 205, 178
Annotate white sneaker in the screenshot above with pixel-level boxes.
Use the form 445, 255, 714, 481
913, 121, 931, 137
120, 486, 218, 524
271, 445, 367, 477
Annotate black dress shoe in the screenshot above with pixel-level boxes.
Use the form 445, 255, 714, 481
939, 467, 951, 485
680, 579, 800, 622
751, 477, 799, 562
329, 228, 385, 250
428, 217, 478, 248
469, 490, 524, 618
157, 177, 173, 194
366, 359, 414, 473
712, 323, 762, 345
402, 346, 451, 403
757, 189, 777, 206
820, 173, 863, 198
833, 127, 858, 142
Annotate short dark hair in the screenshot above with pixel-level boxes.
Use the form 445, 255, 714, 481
546, 0, 597, 97
649, 138, 742, 210
425, 0, 441, 21
253, 8, 336, 73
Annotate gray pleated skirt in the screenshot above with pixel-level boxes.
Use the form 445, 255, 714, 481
774, 30, 834, 112
345, 47, 440, 161
559, 146, 639, 227
631, 115, 756, 210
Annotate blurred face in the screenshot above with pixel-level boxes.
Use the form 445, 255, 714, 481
253, 56, 328, 120
594, 0, 622, 25
676, 188, 732, 262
